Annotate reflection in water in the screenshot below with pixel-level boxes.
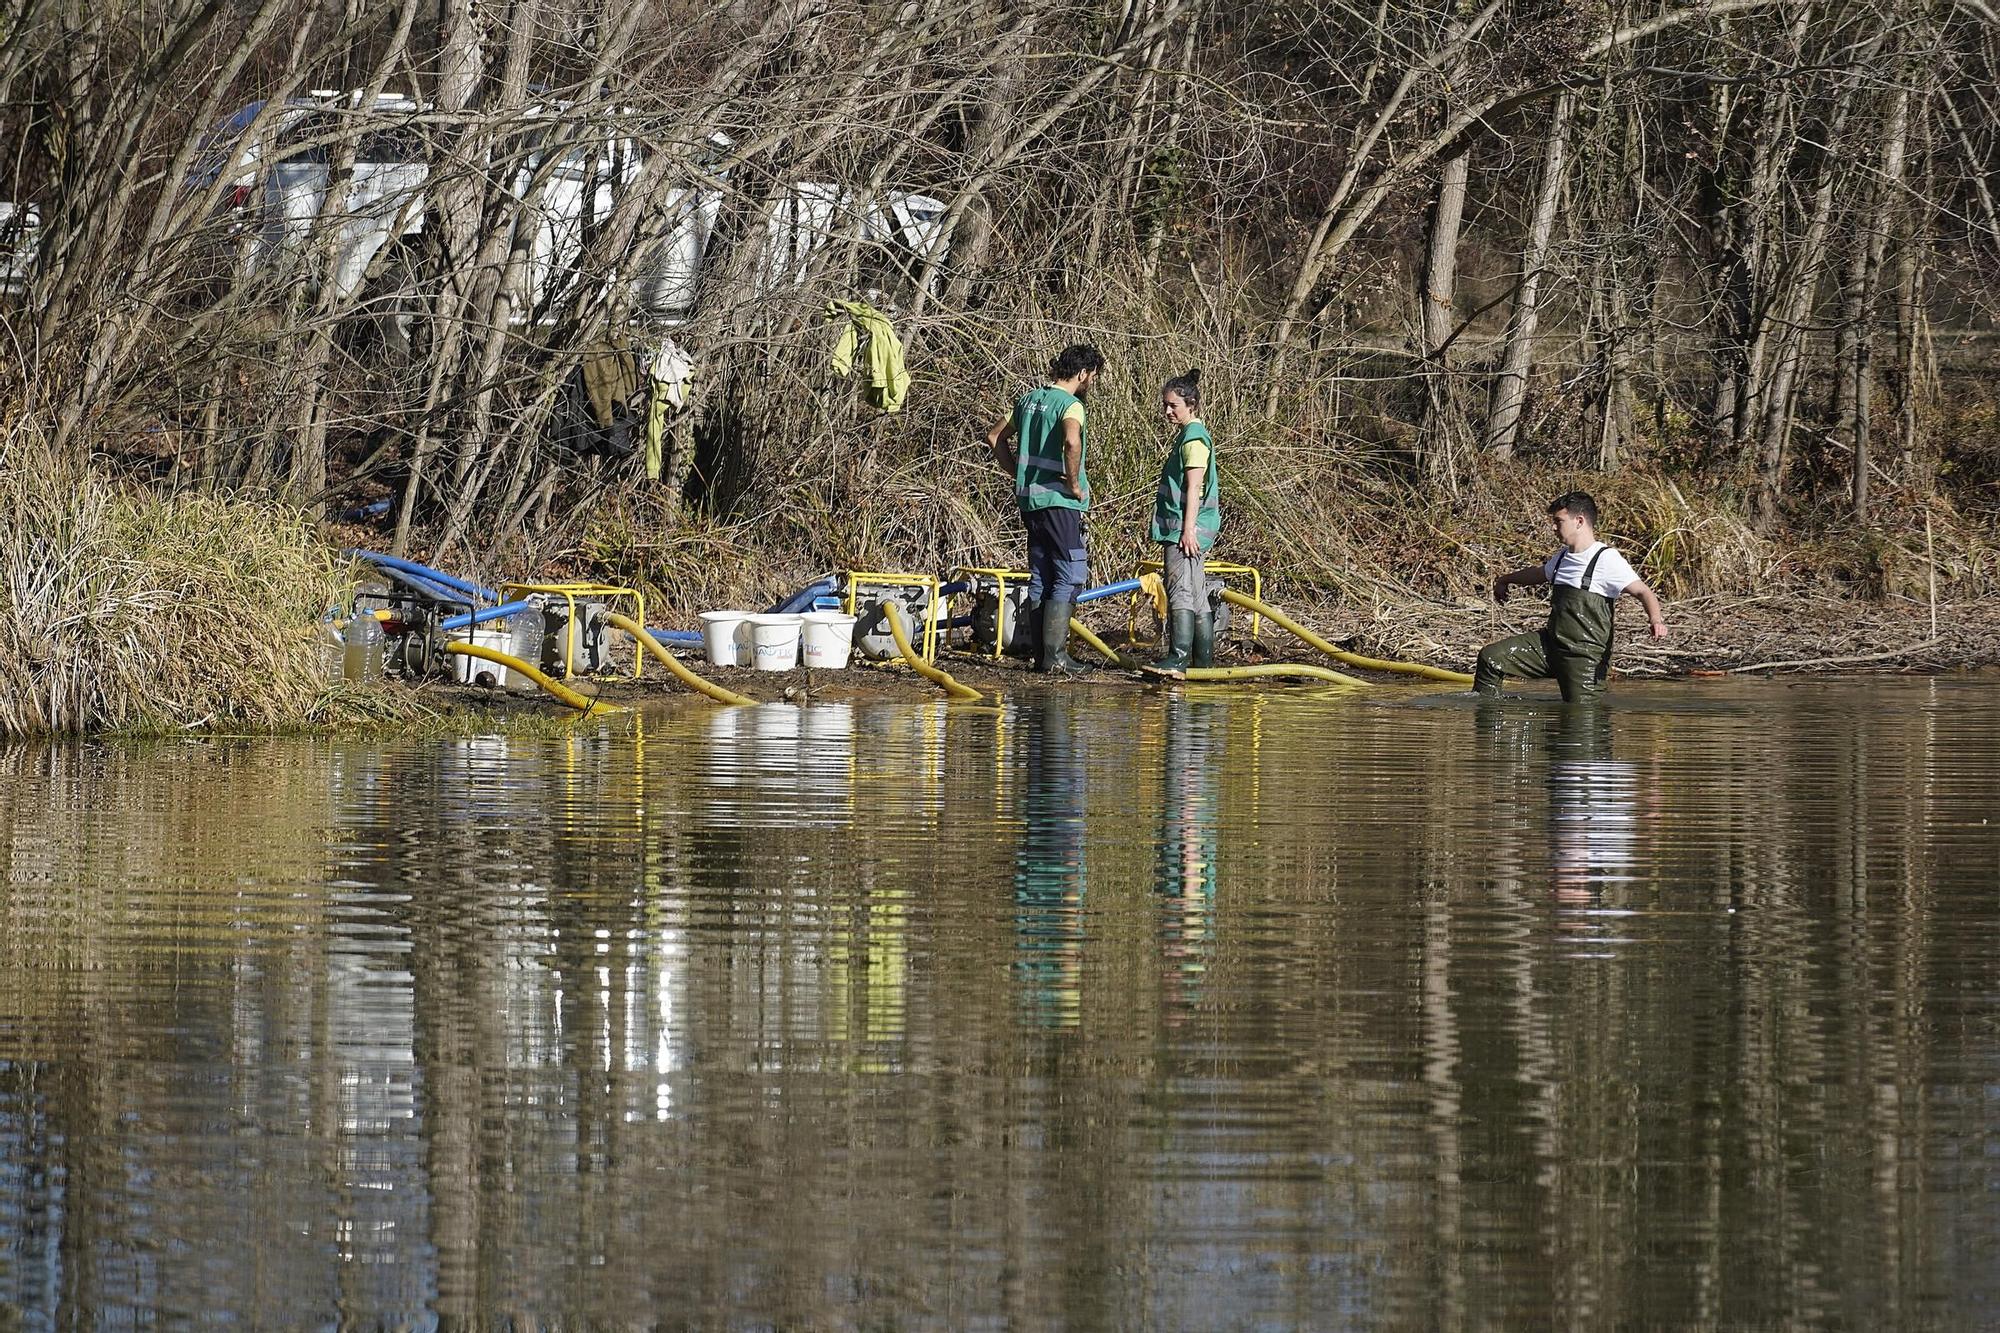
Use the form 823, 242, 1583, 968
1155, 698, 1220, 1010
2, 680, 2000, 1326
1540, 705, 1640, 952
1013, 698, 1088, 1029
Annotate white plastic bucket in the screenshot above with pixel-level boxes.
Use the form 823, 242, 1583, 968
453, 622, 517, 688
800, 611, 859, 669
699, 610, 753, 667
746, 613, 804, 671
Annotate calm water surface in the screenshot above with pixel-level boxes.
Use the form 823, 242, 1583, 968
2, 679, 1998, 1328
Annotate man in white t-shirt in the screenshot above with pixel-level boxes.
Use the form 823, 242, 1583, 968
1474, 491, 1668, 701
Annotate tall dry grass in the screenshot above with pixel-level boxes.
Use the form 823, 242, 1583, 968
0, 437, 351, 736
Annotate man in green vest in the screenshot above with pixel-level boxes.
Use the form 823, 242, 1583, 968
984, 344, 1105, 675
1476, 490, 1669, 701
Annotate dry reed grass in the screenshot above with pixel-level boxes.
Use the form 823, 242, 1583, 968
0, 436, 357, 736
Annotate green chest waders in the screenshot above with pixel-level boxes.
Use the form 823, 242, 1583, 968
1543, 547, 1616, 702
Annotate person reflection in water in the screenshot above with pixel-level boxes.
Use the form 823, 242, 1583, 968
1155, 697, 1219, 1014
1542, 706, 1639, 947
1014, 697, 1088, 1027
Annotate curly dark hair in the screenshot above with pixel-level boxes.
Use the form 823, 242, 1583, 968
1048, 343, 1105, 380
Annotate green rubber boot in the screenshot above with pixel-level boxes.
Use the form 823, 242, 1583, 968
1148, 610, 1196, 679
1191, 607, 1216, 668
1038, 598, 1086, 675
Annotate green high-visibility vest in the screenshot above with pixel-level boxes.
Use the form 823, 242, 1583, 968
1149, 420, 1220, 548
1013, 385, 1088, 512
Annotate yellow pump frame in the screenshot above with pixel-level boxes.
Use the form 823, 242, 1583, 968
500, 581, 648, 680
842, 572, 941, 661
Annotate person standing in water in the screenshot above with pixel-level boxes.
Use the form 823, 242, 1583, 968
984, 343, 1103, 675
1146, 368, 1221, 678
1475, 490, 1668, 701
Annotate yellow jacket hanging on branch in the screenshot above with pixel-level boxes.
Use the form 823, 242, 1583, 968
827, 299, 910, 413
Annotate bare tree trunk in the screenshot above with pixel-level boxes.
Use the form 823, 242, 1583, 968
392, 0, 487, 556
287, 0, 426, 505
1139, 17, 1201, 286
1486, 91, 1575, 458
1263, 0, 1505, 412
1892, 236, 1933, 482
1594, 265, 1637, 471
1729, 78, 1791, 455
1710, 7, 1813, 458
913, 0, 1188, 318
1836, 84, 1909, 517
1752, 160, 1840, 514
1416, 142, 1472, 487
1754, 34, 1874, 515
1942, 85, 2000, 242
941, 62, 1020, 309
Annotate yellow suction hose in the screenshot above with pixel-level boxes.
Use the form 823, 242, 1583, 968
1066, 610, 1386, 689
444, 641, 626, 714
1068, 616, 1367, 687
882, 602, 983, 701
605, 612, 757, 706
1218, 589, 1474, 685
1186, 663, 1366, 688
1067, 618, 1140, 669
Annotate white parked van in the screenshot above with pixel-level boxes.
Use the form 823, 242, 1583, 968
0, 201, 39, 296
198, 92, 949, 322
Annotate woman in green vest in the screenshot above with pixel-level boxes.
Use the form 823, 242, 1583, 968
1147, 368, 1222, 677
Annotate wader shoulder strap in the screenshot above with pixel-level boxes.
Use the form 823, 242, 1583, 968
1580, 546, 1605, 592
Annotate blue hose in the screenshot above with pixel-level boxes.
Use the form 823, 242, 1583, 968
378, 564, 471, 606
347, 549, 500, 604
938, 580, 970, 597
439, 598, 536, 633
646, 627, 704, 645
1077, 578, 1142, 604
767, 576, 837, 615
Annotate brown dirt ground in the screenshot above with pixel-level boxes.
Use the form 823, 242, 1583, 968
1346, 590, 1993, 678
460, 588, 1995, 715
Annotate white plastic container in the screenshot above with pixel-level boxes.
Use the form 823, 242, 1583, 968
699, 610, 753, 667
800, 611, 859, 669
452, 621, 518, 688
746, 613, 804, 671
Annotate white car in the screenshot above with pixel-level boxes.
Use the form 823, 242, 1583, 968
0, 201, 39, 296
200, 92, 948, 322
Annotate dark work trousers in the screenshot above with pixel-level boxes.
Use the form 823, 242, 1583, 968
1022, 504, 1089, 604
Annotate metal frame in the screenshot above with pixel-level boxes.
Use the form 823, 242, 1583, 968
843, 571, 942, 661
499, 581, 648, 679
950, 566, 1032, 660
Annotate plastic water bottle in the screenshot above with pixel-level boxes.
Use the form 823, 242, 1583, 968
342, 612, 384, 683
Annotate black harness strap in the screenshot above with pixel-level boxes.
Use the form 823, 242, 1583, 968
1553, 546, 1611, 600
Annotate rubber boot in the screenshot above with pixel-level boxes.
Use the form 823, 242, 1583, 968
1037, 598, 1086, 675
1146, 610, 1196, 679
1192, 607, 1216, 669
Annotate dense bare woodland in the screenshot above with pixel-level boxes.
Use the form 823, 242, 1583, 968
2, 0, 1998, 615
